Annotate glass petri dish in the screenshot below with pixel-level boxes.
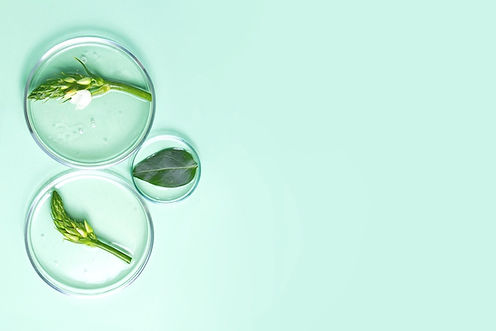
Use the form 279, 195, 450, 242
131, 134, 201, 203
24, 37, 155, 168
25, 170, 154, 296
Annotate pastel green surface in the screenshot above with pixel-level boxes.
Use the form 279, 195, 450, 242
0, 0, 494, 330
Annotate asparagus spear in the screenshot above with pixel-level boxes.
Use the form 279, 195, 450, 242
50, 190, 132, 264
28, 57, 151, 109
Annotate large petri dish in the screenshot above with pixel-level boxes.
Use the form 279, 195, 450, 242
25, 170, 153, 296
24, 37, 155, 168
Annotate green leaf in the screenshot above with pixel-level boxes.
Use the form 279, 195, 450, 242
132, 148, 198, 188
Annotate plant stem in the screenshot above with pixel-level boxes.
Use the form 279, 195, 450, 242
107, 81, 152, 102
93, 240, 132, 264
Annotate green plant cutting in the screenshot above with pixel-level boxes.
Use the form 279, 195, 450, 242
133, 148, 198, 187
28, 57, 151, 110
50, 190, 132, 264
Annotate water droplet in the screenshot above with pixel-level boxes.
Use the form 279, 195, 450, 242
40, 233, 45, 237
103, 137, 108, 143
83, 268, 88, 273
118, 110, 123, 115
90, 117, 96, 128
80, 56, 87, 63
78, 128, 84, 135
54, 123, 67, 132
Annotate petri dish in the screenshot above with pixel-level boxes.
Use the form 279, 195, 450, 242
24, 37, 155, 168
25, 170, 154, 296
131, 134, 201, 203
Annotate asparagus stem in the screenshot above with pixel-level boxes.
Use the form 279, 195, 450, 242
93, 240, 132, 264
108, 81, 152, 102
28, 58, 152, 104
51, 191, 133, 265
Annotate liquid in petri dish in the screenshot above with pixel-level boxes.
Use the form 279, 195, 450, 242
25, 38, 154, 167
26, 170, 153, 295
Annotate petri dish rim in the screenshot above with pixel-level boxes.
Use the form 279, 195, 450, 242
23, 36, 156, 169
24, 169, 154, 297
131, 134, 202, 204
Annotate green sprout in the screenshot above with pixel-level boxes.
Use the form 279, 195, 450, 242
28, 57, 151, 109
50, 190, 132, 264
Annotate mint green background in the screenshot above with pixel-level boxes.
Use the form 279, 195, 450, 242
0, 0, 494, 330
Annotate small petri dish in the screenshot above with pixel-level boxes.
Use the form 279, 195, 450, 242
25, 170, 153, 296
131, 134, 201, 203
24, 36, 155, 168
